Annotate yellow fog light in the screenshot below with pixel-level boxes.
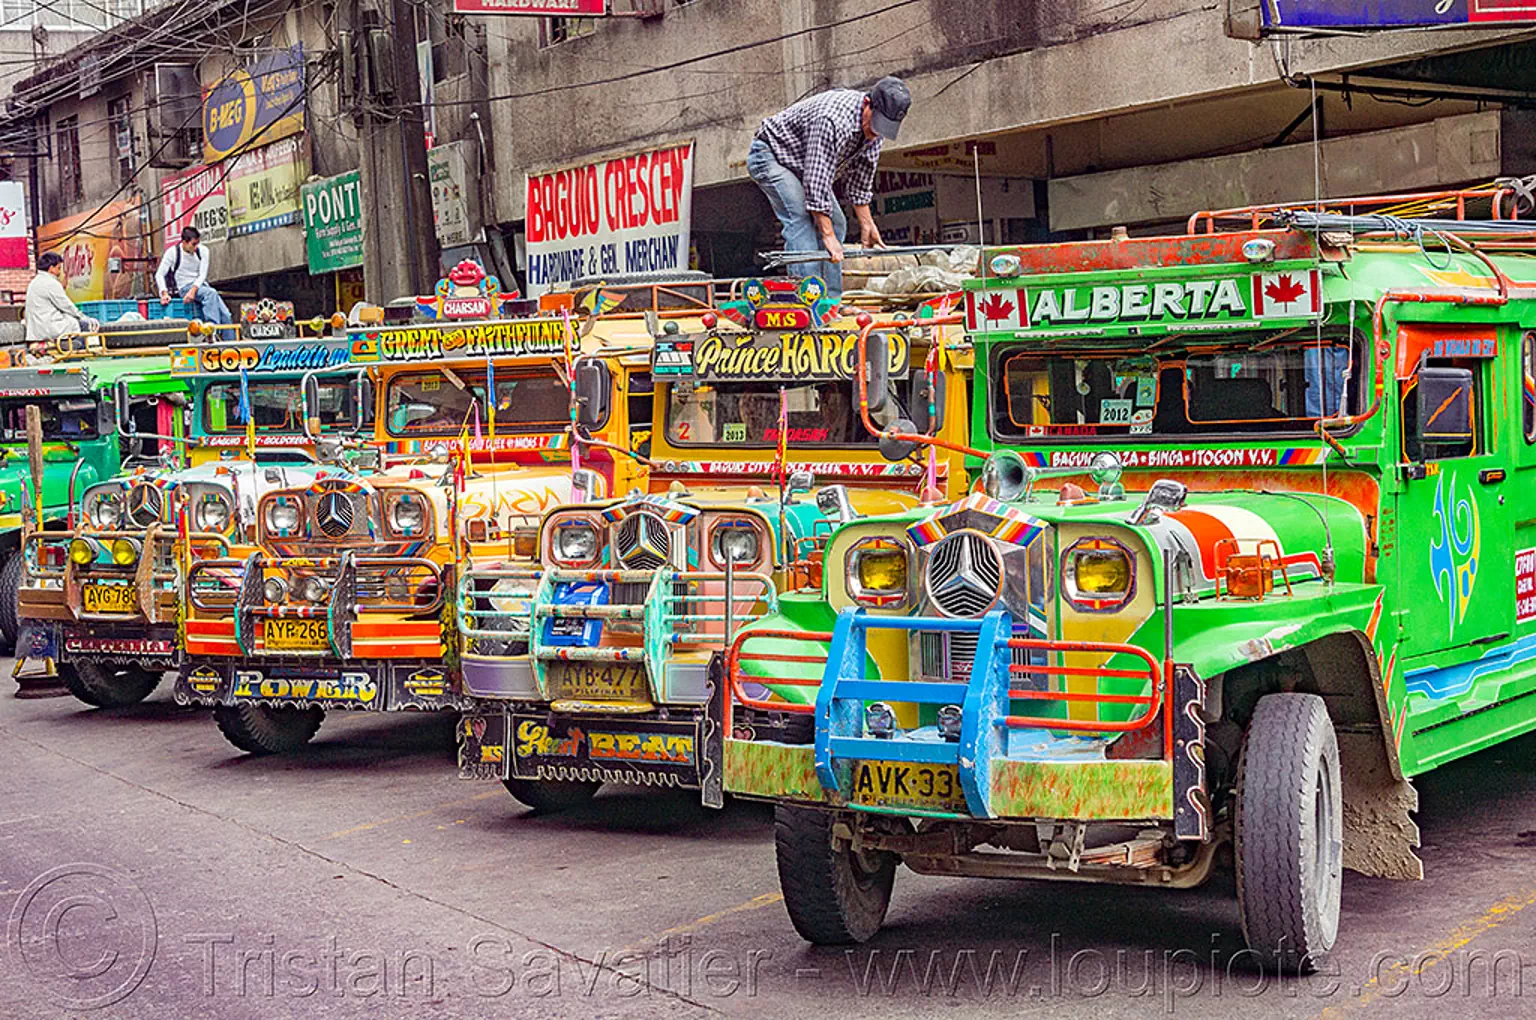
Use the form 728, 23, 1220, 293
1063, 537, 1135, 611
111, 538, 142, 566
847, 537, 911, 608
69, 538, 97, 565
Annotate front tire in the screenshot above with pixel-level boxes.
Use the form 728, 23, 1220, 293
775, 805, 896, 944
0, 549, 21, 650
60, 661, 162, 708
214, 704, 325, 755
501, 777, 601, 813
1235, 693, 1343, 973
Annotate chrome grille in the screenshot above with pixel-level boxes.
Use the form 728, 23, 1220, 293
316, 492, 355, 538
615, 511, 669, 570
916, 630, 1033, 683
126, 484, 164, 527
925, 532, 1002, 618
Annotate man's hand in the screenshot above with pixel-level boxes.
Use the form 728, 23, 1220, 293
184, 285, 198, 302
159, 290, 171, 305
823, 234, 845, 263
854, 205, 885, 250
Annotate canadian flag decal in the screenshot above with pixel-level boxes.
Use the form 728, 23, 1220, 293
1252, 269, 1321, 318
965, 288, 1028, 332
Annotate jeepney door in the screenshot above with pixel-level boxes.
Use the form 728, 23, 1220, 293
1393, 324, 1513, 658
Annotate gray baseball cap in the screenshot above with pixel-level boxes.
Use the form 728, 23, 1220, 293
868, 76, 910, 141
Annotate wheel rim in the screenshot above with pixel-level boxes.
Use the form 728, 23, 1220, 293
1312, 758, 1342, 945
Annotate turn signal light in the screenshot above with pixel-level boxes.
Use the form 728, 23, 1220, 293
68, 538, 97, 565
111, 538, 142, 566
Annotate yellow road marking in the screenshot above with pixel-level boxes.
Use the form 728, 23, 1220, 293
325, 791, 501, 839
618, 892, 784, 955
1315, 886, 1536, 1017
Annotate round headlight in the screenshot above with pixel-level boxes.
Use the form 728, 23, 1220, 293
300, 576, 329, 603
553, 522, 599, 564
68, 538, 97, 565
712, 526, 760, 566
267, 502, 300, 532
110, 538, 141, 566
262, 577, 288, 603
195, 494, 232, 532
86, 493, 122, 529
390, 496, 426, 533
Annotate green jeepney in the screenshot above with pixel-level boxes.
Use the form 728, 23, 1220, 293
725, 191, 1536, 970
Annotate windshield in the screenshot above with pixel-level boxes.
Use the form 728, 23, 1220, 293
665, 380, 891, 447
385, 368, 569, 436
0, 397, 98, 441
202, 379, 361, 435
992, 333, 1360, 440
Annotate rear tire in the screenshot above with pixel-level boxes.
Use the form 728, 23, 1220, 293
214, 704, 325, 755
61, 661, 162, 707
1235, 693, 1343, 973
775, 805, 896, 944
501, 777, 601, 813
0, 549, 21, 650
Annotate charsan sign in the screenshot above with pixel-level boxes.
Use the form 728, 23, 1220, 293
964, 269, 1323, 335
524, 142, 693, 297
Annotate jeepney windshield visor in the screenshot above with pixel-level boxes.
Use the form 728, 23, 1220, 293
384, 368, 569, 436
992, 330, 1362, 441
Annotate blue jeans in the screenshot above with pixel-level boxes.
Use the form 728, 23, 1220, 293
747, 139, 845, 301
188, 285, 231, 325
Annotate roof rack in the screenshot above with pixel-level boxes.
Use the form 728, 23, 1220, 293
1187, 183, 1535, 235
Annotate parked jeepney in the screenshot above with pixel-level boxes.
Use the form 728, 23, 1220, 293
173, 289, 663, 754
17, 304, 360, 706
455, 277, 973, 812
724, 191, 1536, 970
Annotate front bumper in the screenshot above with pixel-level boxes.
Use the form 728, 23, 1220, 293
20, 525, 221, 625
174, 657, 462, 712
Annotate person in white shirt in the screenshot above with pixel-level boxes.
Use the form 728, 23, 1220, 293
156, 225, 231, 325
24, 251, 87, 343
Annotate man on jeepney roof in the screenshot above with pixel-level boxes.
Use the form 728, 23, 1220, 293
749, 75, 911, 306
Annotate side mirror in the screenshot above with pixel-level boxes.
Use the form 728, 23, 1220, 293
909, 371, 945, 435
354, 374, 374, 434
878, 417, 919, 461
787, 469, 814, 498
114, 379, 134, 435
400, 403, 438, 428
863, 332, 889, 414
575, 360, 611, 430
302, 374, 322, 438
1416, 366, 1475, 447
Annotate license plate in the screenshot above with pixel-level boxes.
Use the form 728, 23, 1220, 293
83, 584, 137, 614
263, 618, 329, 652
850, 761, 967, 813
547, 661, 649, 701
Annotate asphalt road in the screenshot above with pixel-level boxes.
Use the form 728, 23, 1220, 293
3, 671, 1535, 1019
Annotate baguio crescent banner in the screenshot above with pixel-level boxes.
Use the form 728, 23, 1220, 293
203, 45, 306, 162
524, 142, 693, 297
964, 269, 1324, 336
1261, 1, 1536, 30
302, 170, 362, 273
368, 319, 570, 361
162, 164, 229, 247
451, 0, 606, 15
654, 330, 911, 383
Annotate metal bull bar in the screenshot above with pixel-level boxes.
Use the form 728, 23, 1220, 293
726, 608, 1173, 819
25, 527, 231, 623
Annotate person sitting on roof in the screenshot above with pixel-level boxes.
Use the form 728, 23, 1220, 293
156, 226, 232, 326
24, 251, 87, 345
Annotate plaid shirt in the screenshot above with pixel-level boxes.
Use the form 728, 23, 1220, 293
755, 89, 882, 214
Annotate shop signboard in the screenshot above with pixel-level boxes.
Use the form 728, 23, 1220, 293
202, 45, 306, 162
0, 181, 25, 268
1261, 1, 1536, 30
430, 143, 473, 246
523, 141, 693, 297
451, 0, 606, 15
162, 164, 229, 247
37, 200, 144, 302
302, 170, 362, 273
227, 136, 307, 237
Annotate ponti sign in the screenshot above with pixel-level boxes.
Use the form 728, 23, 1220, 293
524, 142, 693, 297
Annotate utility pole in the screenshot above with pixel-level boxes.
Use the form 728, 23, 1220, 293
342, 0, 441, 303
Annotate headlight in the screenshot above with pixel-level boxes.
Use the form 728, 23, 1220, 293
69, 538, 99, 565
267, 501, 300, 532
710, 522, 761, 566
552, 522, 599, 565
111, 538, 141, 566
299, 576, 329, 602
847, 536, 911, 608
195, 493, 232, 532
1062, 537, 1135, 611
85, 491, 123, 528
390, 494, 427, 534
262, 576, 288, 603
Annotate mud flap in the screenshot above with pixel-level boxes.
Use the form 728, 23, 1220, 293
389, 664, 465, 710
459, 710, 510, 780
1172, 665, 1209, 841
1338, 730, 1423, 880
698, 656, 727, 809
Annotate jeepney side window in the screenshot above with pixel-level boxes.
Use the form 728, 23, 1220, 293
1523, 332, 1536, 444
1401, 357, 1482, 463
628, 372, 653, 430
664, 381, 870, 446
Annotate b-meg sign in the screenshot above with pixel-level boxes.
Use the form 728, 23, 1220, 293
524, 142, 693, 297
